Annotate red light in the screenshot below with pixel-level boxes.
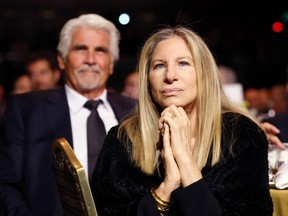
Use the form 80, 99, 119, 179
272, 21, 284, 33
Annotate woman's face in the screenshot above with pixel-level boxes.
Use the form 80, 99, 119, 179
149, 36, 197, 111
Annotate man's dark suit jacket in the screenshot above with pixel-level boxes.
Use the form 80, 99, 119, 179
264, 110, 288, 142
0, 88, 136, 216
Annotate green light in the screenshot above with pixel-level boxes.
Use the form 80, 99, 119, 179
282, 10, 288, 23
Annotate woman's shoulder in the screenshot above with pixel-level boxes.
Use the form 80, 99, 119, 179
106, 124, 130, 149
105, 124, 124, 145
222, 112, 260, 131
222, 112, 268, 150
108, 124, 120, 135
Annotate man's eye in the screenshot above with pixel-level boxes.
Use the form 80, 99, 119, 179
95, 47, 108, 54
73, 45, 87, 51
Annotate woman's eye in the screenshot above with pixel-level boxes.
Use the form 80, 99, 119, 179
179, 61, 190, 67
153, 64, 165, 70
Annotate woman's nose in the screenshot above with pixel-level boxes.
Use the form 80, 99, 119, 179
165, 66, 178, 83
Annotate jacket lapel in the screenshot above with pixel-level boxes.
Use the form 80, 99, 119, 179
44, 89, 73, 147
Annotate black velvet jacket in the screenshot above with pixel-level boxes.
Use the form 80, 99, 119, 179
90, 112, 273, 216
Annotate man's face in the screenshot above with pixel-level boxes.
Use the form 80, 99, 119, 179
27, 59, 60, 90
58, 27, 114, 98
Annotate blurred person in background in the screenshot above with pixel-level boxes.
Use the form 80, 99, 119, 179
244, 88, 262, 116
264, 110, 288, 142
26, 51, 62, 90
244, 88, 273, 122
121, 70, 139, 100
218, 65, 244, 107
218, 66, 284, 149
217, 65, 238, 84
263, 84, 288, 142
269, 84, 288, 116
12, 74, 33, 94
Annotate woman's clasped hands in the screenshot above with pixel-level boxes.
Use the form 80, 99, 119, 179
155, 105, 202, 202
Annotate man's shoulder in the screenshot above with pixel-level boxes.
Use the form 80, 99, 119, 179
11, 88, 65, 102
107, 92, 136, 121
107, 92, 136, 107
6, 89, 67, 111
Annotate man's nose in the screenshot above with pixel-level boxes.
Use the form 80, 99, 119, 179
84, 51, 96, 65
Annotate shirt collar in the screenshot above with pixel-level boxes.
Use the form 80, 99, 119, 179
65, 84, 109, 114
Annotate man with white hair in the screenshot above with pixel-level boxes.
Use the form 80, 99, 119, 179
0, 14, 135, 215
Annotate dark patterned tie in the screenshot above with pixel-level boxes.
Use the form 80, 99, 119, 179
84, 100, 106, 180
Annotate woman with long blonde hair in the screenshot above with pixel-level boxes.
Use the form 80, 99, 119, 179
91, 26, 273, 216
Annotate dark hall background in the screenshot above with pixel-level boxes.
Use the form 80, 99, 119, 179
0, 0, 287, 97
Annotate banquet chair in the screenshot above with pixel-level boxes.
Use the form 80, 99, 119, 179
51, 138, 98, 216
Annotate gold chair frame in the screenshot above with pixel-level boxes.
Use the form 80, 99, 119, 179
51, 138, 98, 216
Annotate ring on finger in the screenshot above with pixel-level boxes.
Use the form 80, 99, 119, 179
171, 113, 176, 119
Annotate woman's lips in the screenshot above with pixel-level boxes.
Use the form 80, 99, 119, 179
161, 88, 183, 96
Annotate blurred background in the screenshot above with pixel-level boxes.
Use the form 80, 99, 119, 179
0, 0, 287, 95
